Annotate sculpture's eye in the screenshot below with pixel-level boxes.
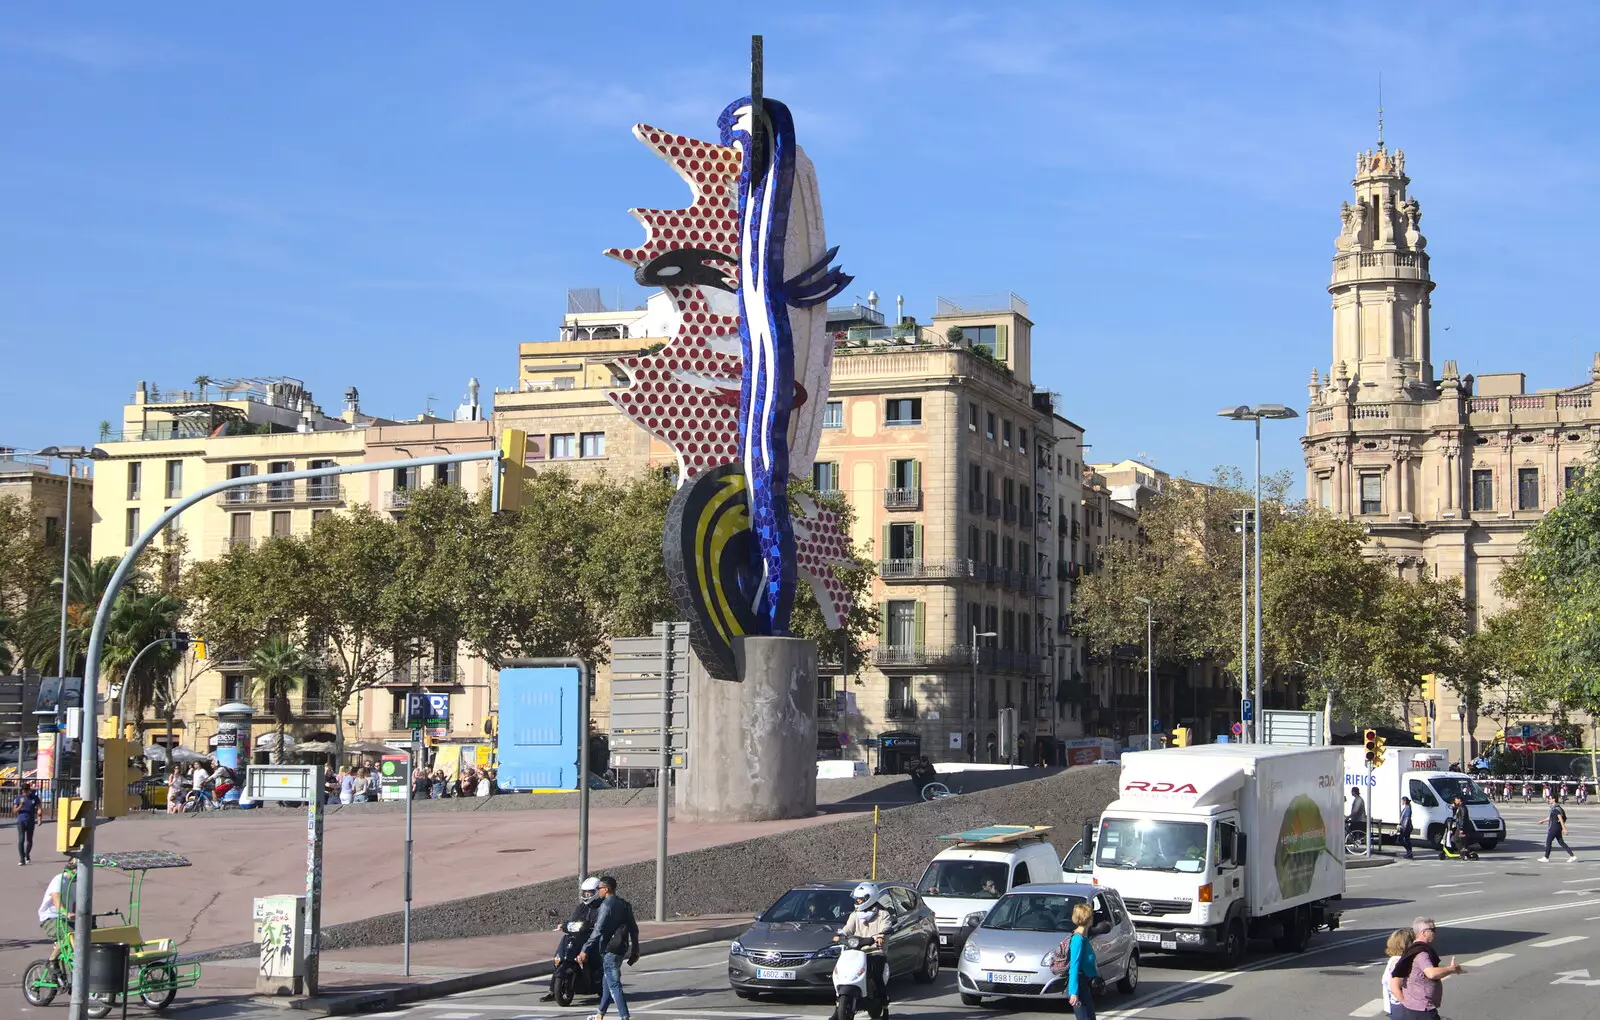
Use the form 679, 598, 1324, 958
635, 248, 736, 292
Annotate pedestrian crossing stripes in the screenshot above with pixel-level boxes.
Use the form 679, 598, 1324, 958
1531, 935, 1589, 948
1462, 952, 1515, 966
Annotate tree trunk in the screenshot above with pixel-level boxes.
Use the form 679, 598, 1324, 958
1323, 688, 1333, 745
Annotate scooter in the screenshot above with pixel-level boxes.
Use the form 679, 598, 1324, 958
551, 918, 602, 1006
832, 934, 889, 1020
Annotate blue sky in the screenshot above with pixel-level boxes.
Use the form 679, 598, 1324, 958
3, 4, 1598, 492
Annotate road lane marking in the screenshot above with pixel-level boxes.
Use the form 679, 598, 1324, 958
1098, 897, 1600, 1020
1531, 935, 1589, 948
1427, 881, 1483, 888
1348, 998, 1386, 1017
1463, 952, 1515, 966
1436, 890, 1480, 897
1561, 877, 1594, 883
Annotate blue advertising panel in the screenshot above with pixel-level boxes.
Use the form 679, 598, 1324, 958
495, 666, 581, 791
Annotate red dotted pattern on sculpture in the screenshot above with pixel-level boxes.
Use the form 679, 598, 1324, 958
602, 124, 745, 479
794, 504, 854, 628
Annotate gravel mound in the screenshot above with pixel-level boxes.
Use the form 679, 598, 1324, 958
324, 765, 1121, 948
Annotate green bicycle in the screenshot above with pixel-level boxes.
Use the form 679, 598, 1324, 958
23, 850, 202, 1016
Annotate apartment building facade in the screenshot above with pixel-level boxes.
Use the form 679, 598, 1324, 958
0, 449, 93, 553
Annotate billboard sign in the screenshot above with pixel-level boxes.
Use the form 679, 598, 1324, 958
495, 666, 581, 791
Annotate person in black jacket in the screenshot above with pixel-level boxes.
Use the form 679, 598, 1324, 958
577, 875, 639, 1020
540, 877, 603, 1002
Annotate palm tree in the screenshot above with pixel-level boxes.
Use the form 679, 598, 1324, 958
193, 375, 214, 400
0, 614, 14, 674
101, 591, 184, 723
17, 556, 119, 675
249, 636, 307, 764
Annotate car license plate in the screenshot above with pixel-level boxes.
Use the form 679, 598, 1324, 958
938, 935, 949, 945
1136, 931, 1161, 943
756, 968, 796, 980
1161, 940, 1177, 950
987, 971, 1033, 984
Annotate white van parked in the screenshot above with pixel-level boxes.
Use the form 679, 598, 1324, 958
914, 825, 1063, 959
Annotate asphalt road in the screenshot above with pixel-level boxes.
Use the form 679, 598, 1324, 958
86, 803, 1600, 1020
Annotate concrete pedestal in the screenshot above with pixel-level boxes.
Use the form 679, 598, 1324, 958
678, 636, 817, 822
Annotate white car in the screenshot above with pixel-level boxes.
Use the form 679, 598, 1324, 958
955, 883, 1140, 1006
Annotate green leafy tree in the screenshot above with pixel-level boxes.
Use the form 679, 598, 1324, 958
249, 635, 308, 764
102, 590, 185, 722
16, 555, 119, 675
0, 496, 58, 654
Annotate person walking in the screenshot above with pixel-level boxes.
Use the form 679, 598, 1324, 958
1541, 791, 1577, 863
1062, 900, 1102, 1020
13, 781, 41, 865
1381, 928, 1416, 1017
1397, 796, 1415, 860
1389, 917, 1465, 1020
577, 875, 639, 1020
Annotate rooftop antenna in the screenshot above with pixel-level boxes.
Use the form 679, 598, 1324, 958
1377, 71, 1384, 149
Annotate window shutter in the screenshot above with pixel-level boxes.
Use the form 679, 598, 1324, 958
881, 523, 891, 560
994, 324, 1009, 361
879, 602, 891, 643
914, 602, 926, 648
911, 459, 922, 490
913, 523, 924, 560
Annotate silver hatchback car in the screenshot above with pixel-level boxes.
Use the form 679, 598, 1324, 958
955, 883, 1140, 1005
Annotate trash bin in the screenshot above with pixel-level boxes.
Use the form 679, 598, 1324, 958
87, 941, 129, 994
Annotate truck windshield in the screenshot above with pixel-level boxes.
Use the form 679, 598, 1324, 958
917, 860, 1010, 899
1097, 817, 1209, 873
1429, 777, 1490, 805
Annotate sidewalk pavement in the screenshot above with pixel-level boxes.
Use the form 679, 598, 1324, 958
213, 915, 751, 1014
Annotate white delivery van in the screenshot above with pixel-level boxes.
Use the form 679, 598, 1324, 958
915, 825, 1063, 958
1093, 745, 1345, 962
1344, 746, 1504, 850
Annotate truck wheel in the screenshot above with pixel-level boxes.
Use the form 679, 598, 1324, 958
1273, 907, 1311, 953
1426, 824, 1445, 849
1223, 919, 1247, 966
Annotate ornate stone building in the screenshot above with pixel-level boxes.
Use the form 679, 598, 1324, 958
1302, 140, 1598, 748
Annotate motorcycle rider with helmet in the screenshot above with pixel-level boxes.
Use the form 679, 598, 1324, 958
835, 882, 892, 1012
540, 876, 604, 1002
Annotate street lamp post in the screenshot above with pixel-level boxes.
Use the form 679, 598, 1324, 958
1134, 596, 1153, 750
1217, 405, 1299, 742
1232, 508, 1251, 741
34, 445, 107, 792
970, 627, 997, 761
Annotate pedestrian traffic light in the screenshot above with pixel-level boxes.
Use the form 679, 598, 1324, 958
1363, 728, 1379, 766
172, 631, 190, 654
1371, 735, 1387, 769
101, 738, 132, 819
1172, 726, 1191, 747
57, 796, 91, 854
495, 428, 529, 513
1411, 715, 1429, 744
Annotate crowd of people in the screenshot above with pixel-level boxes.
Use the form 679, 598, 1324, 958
165, 761, 237, 812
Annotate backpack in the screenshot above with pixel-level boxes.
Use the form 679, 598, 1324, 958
1050, 933, 1107, 995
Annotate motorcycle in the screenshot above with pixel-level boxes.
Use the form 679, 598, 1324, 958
551, 918, 602, 1006
832, 933, 889, 1020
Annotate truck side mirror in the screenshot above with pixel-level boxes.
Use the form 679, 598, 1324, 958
1235, 834, 1247, 866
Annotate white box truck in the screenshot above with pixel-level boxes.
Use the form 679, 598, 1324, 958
1092, 745, 1345, 963
1343, 746, 1505, 850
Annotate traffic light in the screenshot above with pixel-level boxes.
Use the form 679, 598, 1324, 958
1371, 735, 1387, 769
193, 639, 208, 660
1363, 728, 1379, 766
1419, 673, 1437, 704
172, 631, 190, 655
1412, 715, 1429, 744
1172, 726, 1191, 747
101, 738, 132, 819
57, 796, 91, 854
495, 429, 529, 513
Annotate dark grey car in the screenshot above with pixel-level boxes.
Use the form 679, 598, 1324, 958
728, 881, 942, 999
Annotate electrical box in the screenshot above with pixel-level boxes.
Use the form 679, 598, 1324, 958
253, 894, 306, 995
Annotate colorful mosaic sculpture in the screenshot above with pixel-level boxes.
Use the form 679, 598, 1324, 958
604, 82, 854, 680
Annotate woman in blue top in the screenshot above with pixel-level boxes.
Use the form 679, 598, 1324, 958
1067, 901, 1101, 1019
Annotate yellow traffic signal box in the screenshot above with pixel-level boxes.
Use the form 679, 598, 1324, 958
1362, 728, 1379, 766
496, 429, 529, 512
1172, 726, 1191, 747
101, 738, 132, 819
57, 796, 91, 854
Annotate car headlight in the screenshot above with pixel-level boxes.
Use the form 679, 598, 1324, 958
1177, 931, 1203, 943
815, 944, 841, 959
729, 940, 745, 957
1040, 952, 1057, 967
962, 942, 980, 963
964, 911, 988, 928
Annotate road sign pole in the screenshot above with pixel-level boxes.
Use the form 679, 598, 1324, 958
404, 727, 419, 976
655, 626, 673, 923
1365, 763, 1373, 855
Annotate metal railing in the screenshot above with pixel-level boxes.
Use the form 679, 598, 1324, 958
871, 645, 969, 670
986, 496, 1002, 518
391, 663, 459, 685
880, 558, 978, 581
1003, 504, 1018, 523
217, 482, 345, 507
385, 490, 415, 509
816, 698, 839, 720
1019, 507, 1034, 527
884, 488, 922, 510
884, 698, 918, 720
968, 490, 985, 513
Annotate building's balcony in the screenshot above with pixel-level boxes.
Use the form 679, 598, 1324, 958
384, 490, 414, 510
1019, 507, 1034, 528
1059, 515, 1070, 536
880, 558, 979, 581
816, 698, 839, 721
968, 490, 985, 513
226, 536, 254, 551
1003, 504, 1018, 524
884, 488, 922, 511
884, 698, 919, 720
217, 483, 346, 508
388, 664, 460, 686
871, 645, 969, 671
986, 496, 1002, 518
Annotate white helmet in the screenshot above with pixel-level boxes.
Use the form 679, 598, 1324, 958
851, 882, 880, 909
580, 877, 601, 899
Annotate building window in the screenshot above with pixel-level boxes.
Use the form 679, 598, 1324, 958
312, 509, 331, 527
968, 402, 979, 432
44, 516, 60, 544
126, 462, 142, 500
1003, 478, 1016, 509
1359, 473, 1382, 515
549, 433, 575, 459
580, 432, 606, 458
967, 525, 980, 561
1471, 469, 1494, 511
124, 507, 141, 546
1001, 609, 1016, 649
1019, 428, 1028, 454
164, 460, 183, 499
967, 602, 982, 637
1566, 465, 1586, 491
890, 458, 917, 489
986, 412, 996, 440
434, 462, 459, 486
1518, 468, 1539, 510
888, 523, 917, 560
394, 466, 419, 491
885, 398, 922, 425
1002, 537, 1015, 570
267, 461, 293, 503
271, 510, 292, 538
962, 325, 998, 354
969, 464, 982, 497
224, 675, 247, 702
984, 605, 999, 634
985, 530, 998, 564
886, 600, 918, 647
308, 459, 337, 501
1002, 420, 1013, 447
1317, 476, 1331, 509
813, 461, 840, 491
230, 513, 251, 548
823, 400, 844, 428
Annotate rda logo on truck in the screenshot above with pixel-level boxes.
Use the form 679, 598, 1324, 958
1124, 780, 1200, 794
